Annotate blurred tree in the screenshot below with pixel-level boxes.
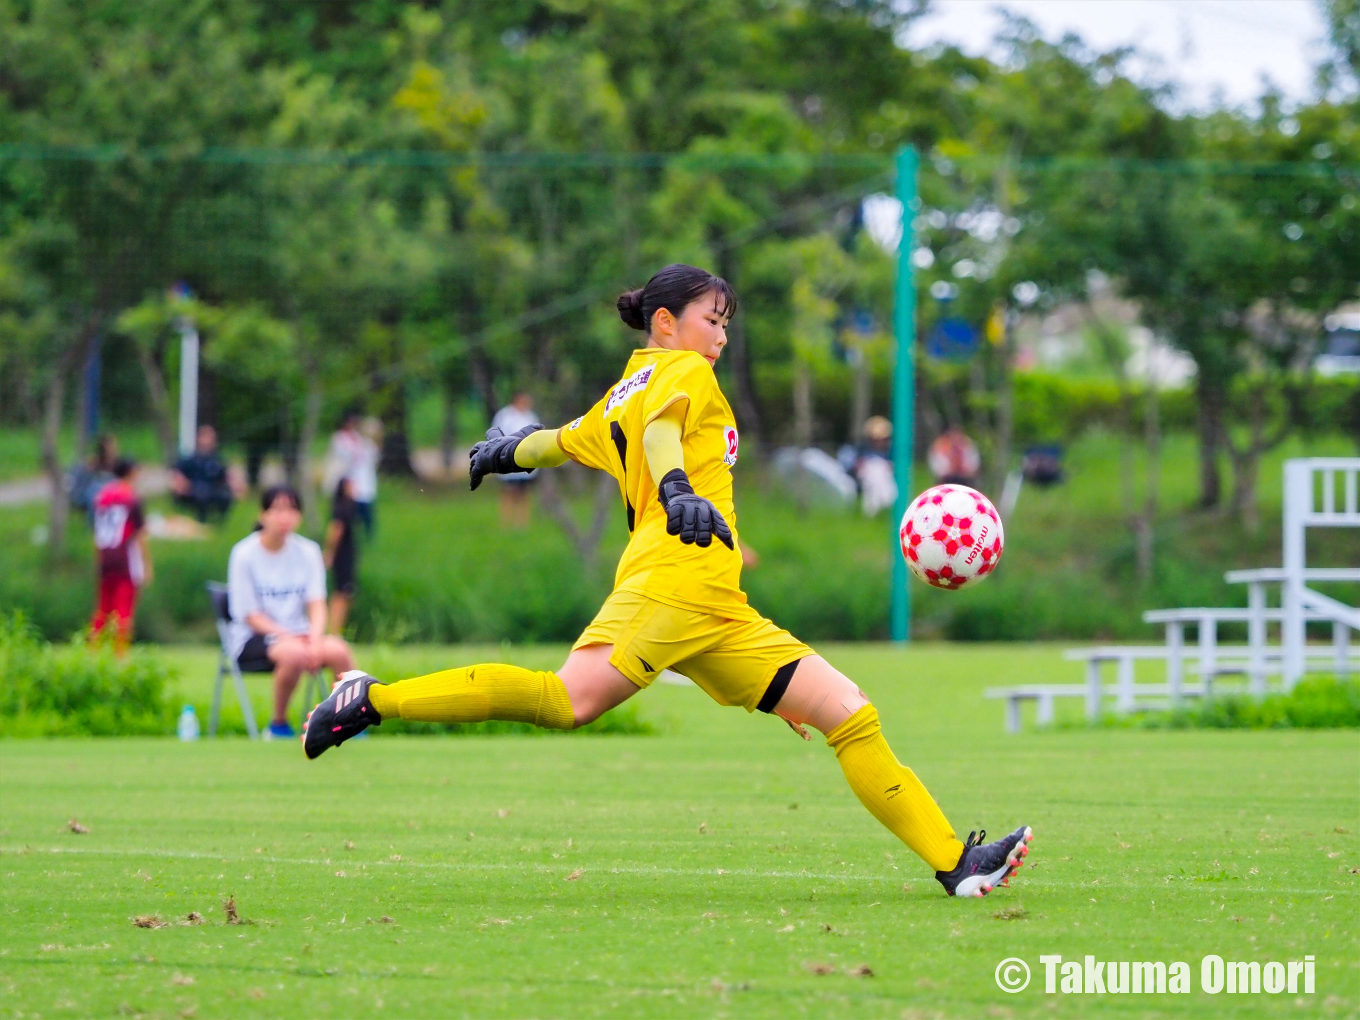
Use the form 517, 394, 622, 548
0, 0, 276, 531
1318, 0, 1360, 91
1, 0, 1351, 538
909, 20, 1179, 504
0, 220, 89, 555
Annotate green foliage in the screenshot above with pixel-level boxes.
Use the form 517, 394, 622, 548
748, 363, 1360, 451
0, 614, 177, 737
1132, 676, 1360, 730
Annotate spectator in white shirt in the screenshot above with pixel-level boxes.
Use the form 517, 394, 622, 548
326, 410, 379, 538
227, 485, 356, 739
489, 392, 542, 528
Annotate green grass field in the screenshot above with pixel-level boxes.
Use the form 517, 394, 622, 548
2, 644, 1356, 1018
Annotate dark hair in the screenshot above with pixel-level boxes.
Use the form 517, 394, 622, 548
260, 484, 302, 514
111, 456, 136, 479
617, 263, 735, 333
93, 434, 118, 471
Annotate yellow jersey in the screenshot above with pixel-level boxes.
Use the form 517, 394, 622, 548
558, 346, 756, 621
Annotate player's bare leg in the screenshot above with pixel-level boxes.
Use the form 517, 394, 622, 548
327, 591, 351, 635
555, 644, 640, 725
266, 637, 311, 727
773, 656, 1032, 897
769, 654, 867, 736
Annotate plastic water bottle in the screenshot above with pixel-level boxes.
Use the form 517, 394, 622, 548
177, 705, 200, 742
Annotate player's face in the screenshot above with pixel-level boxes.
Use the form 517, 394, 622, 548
259, 499, 302, 538
673, 291, 731, 365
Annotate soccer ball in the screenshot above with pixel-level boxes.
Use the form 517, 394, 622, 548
899, 484, 1004, 589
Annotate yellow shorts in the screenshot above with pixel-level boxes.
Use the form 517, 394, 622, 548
573, 590, 814, 713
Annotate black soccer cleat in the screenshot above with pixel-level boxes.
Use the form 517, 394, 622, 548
935, 825, 1033, 898
302, 670, 383, 760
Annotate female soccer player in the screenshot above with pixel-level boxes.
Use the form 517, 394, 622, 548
303, 264, 1031, 897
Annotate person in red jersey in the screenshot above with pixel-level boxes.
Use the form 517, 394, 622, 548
90, 457, 153, 651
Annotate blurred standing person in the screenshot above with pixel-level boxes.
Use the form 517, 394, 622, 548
855, 416, 898, 517
69, 434, 119, 520
171, 425, 242, 522
489, 392, 542, 527
327, 411, 379, 538
322, 477, 359, 636
928, 426, 981, 487
228, 485, 356, 739
358, 416, 383, 536
90, 457, 152, 651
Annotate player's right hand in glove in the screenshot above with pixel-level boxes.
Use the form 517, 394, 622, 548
469, 424, 543, 491
656, 469, 734, 549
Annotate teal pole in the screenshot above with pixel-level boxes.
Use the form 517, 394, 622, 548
889, 146, 917, 643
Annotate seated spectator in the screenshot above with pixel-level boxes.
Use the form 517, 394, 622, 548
172, 425, 241, 522
227, 485, 356, 740
1022, 444, 1064, 487
927, 426, 981, 486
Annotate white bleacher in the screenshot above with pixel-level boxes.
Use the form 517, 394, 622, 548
987, 458, 1359, 732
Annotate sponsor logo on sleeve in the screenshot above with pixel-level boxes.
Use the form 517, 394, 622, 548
567, 415, 584, 431
603, 365, 654, 416
722, 425, 739, 466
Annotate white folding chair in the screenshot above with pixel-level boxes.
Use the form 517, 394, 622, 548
207, 582, 325, 738
207, 582, 261, 739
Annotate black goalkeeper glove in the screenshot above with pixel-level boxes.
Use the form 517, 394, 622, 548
469, 423, 543, 491
656, 468, 734, 549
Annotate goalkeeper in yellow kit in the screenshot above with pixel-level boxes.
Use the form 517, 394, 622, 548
303, 263, 1031, 898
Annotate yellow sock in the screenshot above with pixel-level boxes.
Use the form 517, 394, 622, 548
825, 705, 964, 872
367, 664, 576, 730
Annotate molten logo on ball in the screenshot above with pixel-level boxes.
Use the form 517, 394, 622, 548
900, 484, 1004, 589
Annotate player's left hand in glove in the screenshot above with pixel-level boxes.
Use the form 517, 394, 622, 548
657, 469, 734, 549
469, 424, 543, 491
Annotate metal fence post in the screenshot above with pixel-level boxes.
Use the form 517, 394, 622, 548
889, 146, 918, 643
177, 315, 199, 458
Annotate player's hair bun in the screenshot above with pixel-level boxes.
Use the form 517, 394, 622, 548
616, 265, 735, 334
617, 288, 647, 330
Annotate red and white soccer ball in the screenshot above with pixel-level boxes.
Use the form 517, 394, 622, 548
899, 484, 1004, 590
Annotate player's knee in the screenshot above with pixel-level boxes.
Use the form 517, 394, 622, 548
568, 697, 603, 728
272, 642, 306, 667
563, 680, 625, 728
778, 656, 870, 734
324, 637, 354, 668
